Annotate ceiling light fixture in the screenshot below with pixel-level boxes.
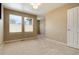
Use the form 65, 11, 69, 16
30, 3, 41, 9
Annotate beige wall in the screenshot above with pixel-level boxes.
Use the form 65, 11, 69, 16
45, 3, 79, 44
0, 19, 3, 44
4, 8, 38, 41
0, 4, 3, 44
40, 19, 45, 35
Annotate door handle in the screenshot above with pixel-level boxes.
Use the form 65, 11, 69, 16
68, 29, 71, 31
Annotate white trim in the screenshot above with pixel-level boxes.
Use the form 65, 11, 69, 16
45, 37, 67, 46
45, 36, 79, 50
4, 36, 37, 43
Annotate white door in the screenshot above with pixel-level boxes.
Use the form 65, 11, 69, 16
73, 7, 78, 48
77, 7, 79, 48
67, 8, 74, 48
67, 7, 79, 49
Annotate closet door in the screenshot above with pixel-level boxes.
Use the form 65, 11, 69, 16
67, 7, 79, 49
73, 7, 78, 48
78, 7, 79, 48
67, 8, 74, 47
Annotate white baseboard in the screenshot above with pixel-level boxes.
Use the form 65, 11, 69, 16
4, 36, 37, 43
45, 36, 67, 46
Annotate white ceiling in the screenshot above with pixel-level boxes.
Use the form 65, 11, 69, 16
3, 3, 65, 16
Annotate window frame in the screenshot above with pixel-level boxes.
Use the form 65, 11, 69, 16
24, 17, 34, 33
9, 14, 23, 33
9, 14, 34, 34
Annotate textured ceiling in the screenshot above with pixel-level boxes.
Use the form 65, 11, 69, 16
3, 3, 65, 16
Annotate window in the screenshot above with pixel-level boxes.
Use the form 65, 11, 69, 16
9, 14, 22, 33
24, 17, 33, 32
9, 14, 33, 33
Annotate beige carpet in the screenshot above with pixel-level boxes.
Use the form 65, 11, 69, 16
0, 37, 79, 55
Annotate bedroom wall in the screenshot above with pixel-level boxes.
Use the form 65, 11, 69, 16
4, 8, 38, 41
45, 3, 79, 44
40, 18, 45, 35
0, 4, 3, 44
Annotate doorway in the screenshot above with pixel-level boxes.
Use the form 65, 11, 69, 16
37, 20, 40, 34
